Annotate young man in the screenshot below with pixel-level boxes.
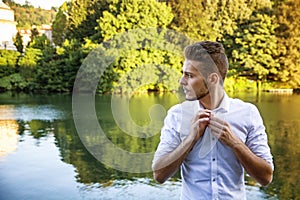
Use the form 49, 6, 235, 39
152, 41, 274, 199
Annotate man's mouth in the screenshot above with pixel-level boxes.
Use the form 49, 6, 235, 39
183, 88, 191, 94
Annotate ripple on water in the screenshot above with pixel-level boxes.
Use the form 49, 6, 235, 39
0, 105, 65, 121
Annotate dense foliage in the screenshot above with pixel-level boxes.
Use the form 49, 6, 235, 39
1, 0, 300, 93
275, 0, 300, 88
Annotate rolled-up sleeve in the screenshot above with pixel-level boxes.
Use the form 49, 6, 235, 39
246, 104, 274, 170
152, 105, 182, 163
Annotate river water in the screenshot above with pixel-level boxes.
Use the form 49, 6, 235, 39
0, 92, 299, 200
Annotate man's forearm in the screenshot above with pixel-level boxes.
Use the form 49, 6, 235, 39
232, 142, 273, 186
209, 116, 273, 186
152, 136, 196, 183
153, 111, 210, 183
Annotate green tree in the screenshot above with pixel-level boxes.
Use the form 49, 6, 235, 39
29, 34, 51, 50
52, 2, 69, 46
14, 31, 24, 53
18, 47, 42, 82
167, 0, 272, 42
64, 0, 109, 42
3, 0, 13, 5
34, 39, 87, 92
0, 50, 20, 78
275, 0, 300, 88
24, 0, 33, 8
98, 0, 173, 41
17, 34, 55, 91
30, 27, 39, 41
0, 73, 27, 91
167, 0, 216, 41
88, 0, 184, 93
224, 9, 279, 90
0, 50, 23, 91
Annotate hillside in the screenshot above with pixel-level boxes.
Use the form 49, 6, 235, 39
3, 0, 56, 29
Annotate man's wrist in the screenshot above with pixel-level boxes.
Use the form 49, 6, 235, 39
231, 141, 244, 150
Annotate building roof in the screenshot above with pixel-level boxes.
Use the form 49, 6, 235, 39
0, 19, 17, 24
0, 1, 11, 10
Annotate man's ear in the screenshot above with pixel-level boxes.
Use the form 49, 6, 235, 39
208, 73, 219, 84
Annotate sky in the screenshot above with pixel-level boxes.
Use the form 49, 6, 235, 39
12, 0, 66, 10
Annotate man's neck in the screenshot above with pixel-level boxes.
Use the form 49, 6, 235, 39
199, 89, 224, 110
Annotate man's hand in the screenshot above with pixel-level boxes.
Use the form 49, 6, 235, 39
208, 114, 273, 186
190, 109, 211, 142
208, 115, 242, 148
152, 109, 211, 183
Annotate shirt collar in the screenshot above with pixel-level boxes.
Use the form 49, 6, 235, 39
197, 92, 230, 112
214, 92, 230, 113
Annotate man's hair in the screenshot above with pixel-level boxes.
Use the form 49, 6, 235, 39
184, 41, 229, 81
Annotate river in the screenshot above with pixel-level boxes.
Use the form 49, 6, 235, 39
0, 91, 299, 200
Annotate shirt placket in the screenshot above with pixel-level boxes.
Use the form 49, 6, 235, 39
211, 137, 218, 200
211, 108, 219, 199
211, 108, 226, 200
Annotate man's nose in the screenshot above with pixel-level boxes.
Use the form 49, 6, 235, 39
179, 76, 187, 85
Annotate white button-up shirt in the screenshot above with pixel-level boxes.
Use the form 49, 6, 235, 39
153, 93, 274, 200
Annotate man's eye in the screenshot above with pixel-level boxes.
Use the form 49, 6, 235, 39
183, 72, 193, 79
186, 74, 192, 78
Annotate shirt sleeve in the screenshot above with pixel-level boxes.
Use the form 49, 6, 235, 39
152, 105, 182, 164
245, 104, 274, 170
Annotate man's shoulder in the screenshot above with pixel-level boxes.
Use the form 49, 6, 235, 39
228, 96, 256, 108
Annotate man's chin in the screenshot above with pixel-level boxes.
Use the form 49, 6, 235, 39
185, 95, 197, 101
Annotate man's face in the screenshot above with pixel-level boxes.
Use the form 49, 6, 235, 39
179, 59, 209, 101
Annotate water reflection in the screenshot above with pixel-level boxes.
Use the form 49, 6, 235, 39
264, 120, 300, 199
0, 105, 65, 121
231, 92, 300, 200
0, 92, 300, 199
0, 120, 18, 157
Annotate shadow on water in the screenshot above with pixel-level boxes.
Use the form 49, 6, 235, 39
0, 92, 300, 199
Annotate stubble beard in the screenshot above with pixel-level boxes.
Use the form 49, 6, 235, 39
185, 90, 209, 101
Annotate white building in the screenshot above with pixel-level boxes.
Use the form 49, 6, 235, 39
18, 24, 53, 51
0, 0, 17, 50
39, 24, 53, 45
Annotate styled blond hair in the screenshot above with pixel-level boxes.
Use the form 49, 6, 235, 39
184, 41, 229, 82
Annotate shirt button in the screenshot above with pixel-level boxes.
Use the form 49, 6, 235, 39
213, 178, 216, 182
212, 158, 216, 161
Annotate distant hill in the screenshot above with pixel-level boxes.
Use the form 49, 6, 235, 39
3, 0, 56, 29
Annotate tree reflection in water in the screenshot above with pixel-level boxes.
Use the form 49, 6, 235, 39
1, 92, 300, 199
